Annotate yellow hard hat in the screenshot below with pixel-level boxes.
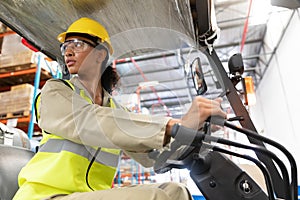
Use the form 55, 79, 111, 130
57, 17, 113, 55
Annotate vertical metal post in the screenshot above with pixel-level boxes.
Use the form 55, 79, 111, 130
205, 48, 286, 198
28, 54, 42, 139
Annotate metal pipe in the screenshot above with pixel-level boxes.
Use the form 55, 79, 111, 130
27, 54, 42, 139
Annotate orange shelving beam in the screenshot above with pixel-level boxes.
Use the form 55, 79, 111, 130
0, 115, 30, 124
0, 67, 37, 79
0, 30, 15, 38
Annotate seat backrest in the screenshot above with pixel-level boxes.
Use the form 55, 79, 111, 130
0, 144, 35, 200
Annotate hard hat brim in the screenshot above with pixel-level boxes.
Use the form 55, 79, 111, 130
57, 32, 67, 43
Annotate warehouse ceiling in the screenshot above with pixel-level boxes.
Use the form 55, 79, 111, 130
0, 0, 295, 117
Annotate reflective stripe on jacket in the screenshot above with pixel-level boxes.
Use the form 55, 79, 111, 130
14, 79, 121, 200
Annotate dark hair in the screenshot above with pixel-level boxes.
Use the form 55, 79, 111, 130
101, 64, 119, 94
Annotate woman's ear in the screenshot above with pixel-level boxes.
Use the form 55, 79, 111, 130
96, 49, 107, 63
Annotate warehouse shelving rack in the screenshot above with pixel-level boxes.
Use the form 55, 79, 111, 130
0, 31, 53, 138
0, 62, 52, 138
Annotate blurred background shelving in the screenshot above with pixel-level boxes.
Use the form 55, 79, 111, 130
0, 25, 57, 138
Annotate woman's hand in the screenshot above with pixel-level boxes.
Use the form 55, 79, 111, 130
164, 97, 226, 146
181, 96, 227, 130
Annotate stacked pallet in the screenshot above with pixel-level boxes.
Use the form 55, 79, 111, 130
0, 83, 34, 119
0, 50, 36, 72
0, 33, 36, 72
0, 33, 58, 77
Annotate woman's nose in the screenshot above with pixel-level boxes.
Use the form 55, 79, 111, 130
64, 48, 74, 57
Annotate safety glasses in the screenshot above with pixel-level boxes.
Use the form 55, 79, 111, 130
60, 39, 96, 55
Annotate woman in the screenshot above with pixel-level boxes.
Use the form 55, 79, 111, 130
13, 17, 226, 200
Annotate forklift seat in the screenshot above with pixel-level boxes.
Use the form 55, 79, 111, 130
0, 144, 35, 200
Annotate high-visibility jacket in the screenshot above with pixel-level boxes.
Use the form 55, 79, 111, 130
13, 79, 121, 200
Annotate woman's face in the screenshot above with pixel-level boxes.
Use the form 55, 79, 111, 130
62, 35, 98, 75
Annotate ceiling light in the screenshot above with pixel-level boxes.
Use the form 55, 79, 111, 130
138, 81, 159, 88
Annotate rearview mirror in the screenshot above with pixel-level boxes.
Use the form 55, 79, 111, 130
191, 57, 207, 95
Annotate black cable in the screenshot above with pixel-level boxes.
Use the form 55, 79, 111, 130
85, 147, 101, 191
224, 121, 298, 200
202, 134, 291, 200
204, 143, 275, 200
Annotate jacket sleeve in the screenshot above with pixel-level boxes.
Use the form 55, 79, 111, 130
38, 79, 171, 154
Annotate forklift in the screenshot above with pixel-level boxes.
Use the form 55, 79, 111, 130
0, 0, 298, 199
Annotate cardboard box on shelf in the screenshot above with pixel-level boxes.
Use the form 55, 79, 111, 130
0, 22, 7, 33
0, 33, 59, 77
11, 83, 34, 91
1, 34, 29, 55
0, 50, 35, 69
0, 83, 35, 117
